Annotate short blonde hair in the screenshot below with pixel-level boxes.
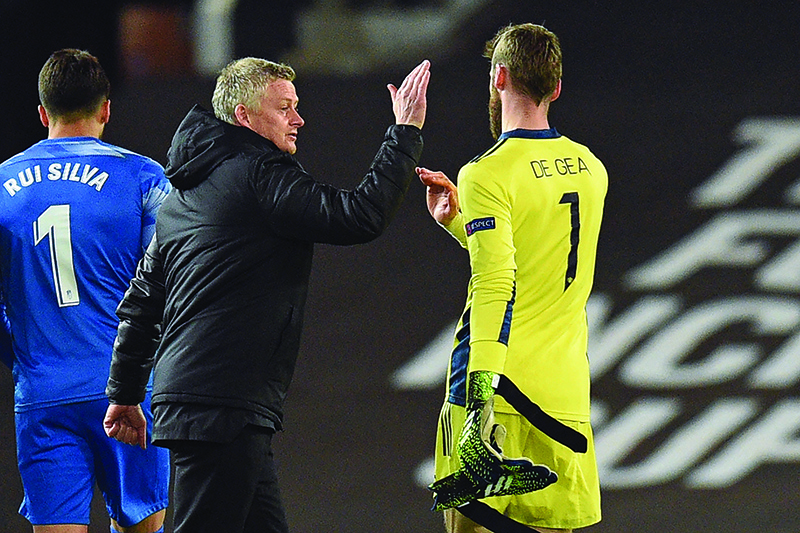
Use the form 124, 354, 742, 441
211, 57, 296, 124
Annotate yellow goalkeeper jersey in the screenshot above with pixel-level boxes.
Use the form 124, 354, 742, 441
444, 128, 607, 422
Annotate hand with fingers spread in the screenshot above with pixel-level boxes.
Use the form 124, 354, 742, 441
104, 403, 148, 450
416, 166, 459, 226
387, 59, 430, 129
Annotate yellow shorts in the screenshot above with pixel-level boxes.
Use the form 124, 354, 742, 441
434, 401, 601, 530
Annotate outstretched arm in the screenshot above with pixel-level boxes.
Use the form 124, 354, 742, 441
254, 60, 430, 246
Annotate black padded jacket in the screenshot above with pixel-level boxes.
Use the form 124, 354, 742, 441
105, 105, 423, 431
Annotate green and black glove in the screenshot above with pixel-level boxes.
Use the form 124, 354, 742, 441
429, 371, 558, 511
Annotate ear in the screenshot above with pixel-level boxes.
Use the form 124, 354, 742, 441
550, 79, 562, 102
492, 63, 508, 91
38, 105, 50, 128
234, 103, 250, 127
100, 99, 111, 124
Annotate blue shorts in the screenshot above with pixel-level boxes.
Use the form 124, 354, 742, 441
15, 394, 170, 527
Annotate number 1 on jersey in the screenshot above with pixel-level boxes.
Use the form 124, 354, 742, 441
33, 204, 80, 307
559, 192, 580, 291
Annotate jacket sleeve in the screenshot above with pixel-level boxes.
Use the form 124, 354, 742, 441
254, 124, 423, 244
460, 164, 516, 377
105, 236, 166, 405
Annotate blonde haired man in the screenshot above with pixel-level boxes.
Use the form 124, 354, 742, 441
104, 57, 430, 533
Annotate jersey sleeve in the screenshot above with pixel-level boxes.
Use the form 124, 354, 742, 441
459, 164, 516, 376
139, 160, 171, 253
441, 211, 467, 248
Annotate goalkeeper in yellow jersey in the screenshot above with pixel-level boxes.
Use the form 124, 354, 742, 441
417, 23, 607, 533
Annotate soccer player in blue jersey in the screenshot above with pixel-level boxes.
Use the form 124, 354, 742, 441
0, 49, 171, 533
418, 23, 607, 533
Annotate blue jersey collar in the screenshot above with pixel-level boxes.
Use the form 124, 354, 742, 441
498, 127, 560, 140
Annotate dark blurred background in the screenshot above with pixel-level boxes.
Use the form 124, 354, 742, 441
2, 1, 800, 531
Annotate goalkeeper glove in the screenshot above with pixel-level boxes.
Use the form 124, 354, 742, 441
428, 371, 558, 510
429, 453, 558, 511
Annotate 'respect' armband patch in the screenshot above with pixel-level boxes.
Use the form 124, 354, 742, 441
465, 217, 496, 236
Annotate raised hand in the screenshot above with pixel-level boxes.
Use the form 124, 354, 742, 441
387, 59, 430, 129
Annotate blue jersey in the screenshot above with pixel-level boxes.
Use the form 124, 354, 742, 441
0, 137, 171, 412
0, 303, 12, 369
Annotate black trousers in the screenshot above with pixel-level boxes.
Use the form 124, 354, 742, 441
167, 425, 289, 533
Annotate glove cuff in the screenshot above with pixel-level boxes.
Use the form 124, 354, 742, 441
467, 370, 499, 406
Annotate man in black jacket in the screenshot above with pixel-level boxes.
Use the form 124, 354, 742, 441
103, 57, 429, 533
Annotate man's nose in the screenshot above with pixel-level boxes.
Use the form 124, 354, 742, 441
292, 109, 304, 127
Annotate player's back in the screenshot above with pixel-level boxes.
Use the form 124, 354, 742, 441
505, 135, 605, 321
0, 137, 167, 411
462, 131, 608, 419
